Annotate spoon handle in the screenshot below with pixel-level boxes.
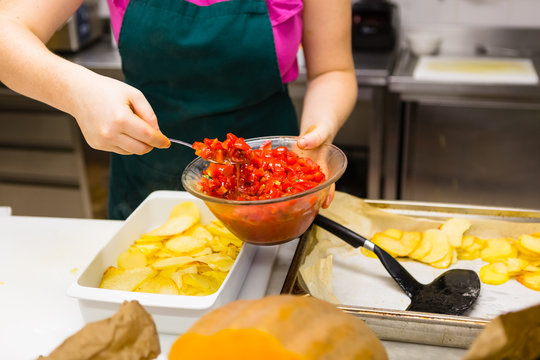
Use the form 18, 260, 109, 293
313, 214, 423, 298
168, 138, 193, 148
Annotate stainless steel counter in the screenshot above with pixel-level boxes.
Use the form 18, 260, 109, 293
389, 26, 540, 100
382, 27, 540, 209
354, 50, 396, 86
389, 50, 540, 101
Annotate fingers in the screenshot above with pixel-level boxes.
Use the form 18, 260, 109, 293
122, 112, 170, 152
130, 89, 159, 130
116, 133, 154, 155
321, 184, 336, 209
87, 110, 170, 154
125, 88, 170, 149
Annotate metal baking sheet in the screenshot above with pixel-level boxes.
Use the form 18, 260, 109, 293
281, 200, 540, 348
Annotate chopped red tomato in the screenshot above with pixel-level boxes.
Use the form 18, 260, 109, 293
193, 133, 326, 200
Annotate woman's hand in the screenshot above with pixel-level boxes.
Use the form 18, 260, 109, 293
297, 121, 338, 209
70, 74, 171, 155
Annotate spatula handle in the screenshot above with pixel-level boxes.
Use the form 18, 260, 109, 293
313, 214, 423, 298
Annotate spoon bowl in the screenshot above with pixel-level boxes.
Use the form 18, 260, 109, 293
168, 138, 243, 165
313, 214, 481, 316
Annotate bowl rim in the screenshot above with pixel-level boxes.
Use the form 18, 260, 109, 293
181, 135, 348, 205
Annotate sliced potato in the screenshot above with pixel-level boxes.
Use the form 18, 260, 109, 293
523, 264, 540, 272
136, 275, 179, 295
516, 270, 540, 291
186, 225, 213, 243
462, 235, 475, 248
519, 234, 540, 255
168, 265, 197, 290
226, 245, 239, 259
100, 266, 156, 291
152, 256, 197, 269
481, 238, 518, 263
133, 242, 163, 257
206, 220, 235, 238
166, 235, 207, 254
408, 233, 432, 261
159, 267, 179, 278
182, 273, 220, 294
191, 247, 214, 257
117, 247, 147, 269
169, 271, 183, 290
430, 250, 453, 269
99, 201, 243, 297
196, 253, 235, 272
515, 241, 540, 260
201, 270, 228, 284
440, 218, 472, 247
382, 228, 403, 240
419, 229, 451, 264
371, 233, 406, 257
154, 249, 176, 259
134, 235, 168, 244
400, 231, 422, 257
143, 202, 200, 237
479, 262, 509, 285
457, 236, 485, 260
504, 257, 529, 275
457, 249, 478, 261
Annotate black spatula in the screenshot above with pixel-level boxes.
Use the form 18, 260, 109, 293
313, 214, 481, 316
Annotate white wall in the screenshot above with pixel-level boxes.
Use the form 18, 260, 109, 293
392, 0, 540, 29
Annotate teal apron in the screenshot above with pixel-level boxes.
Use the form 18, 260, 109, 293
109, 0, 299, 219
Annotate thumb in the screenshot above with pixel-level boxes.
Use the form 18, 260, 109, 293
298, 124, 327, 150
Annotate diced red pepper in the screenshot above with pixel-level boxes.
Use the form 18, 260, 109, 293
195, 133, 326, 201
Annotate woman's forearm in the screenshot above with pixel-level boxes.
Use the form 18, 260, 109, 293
0, 14, 169, 154
0, 16, 95, 117
300, 69, 357, 144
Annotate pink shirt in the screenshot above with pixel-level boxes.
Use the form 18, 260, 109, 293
107, 0, 303, 83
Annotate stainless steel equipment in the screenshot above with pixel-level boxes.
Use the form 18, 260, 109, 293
352, 0, 399, 52
385, 27, 540, 210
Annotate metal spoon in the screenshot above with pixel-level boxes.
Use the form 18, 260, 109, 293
168, 138, 194, 149
168, 138, 244, 165
313, 214, 481, 316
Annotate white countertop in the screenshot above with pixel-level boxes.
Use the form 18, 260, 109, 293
0, 215, 466, 359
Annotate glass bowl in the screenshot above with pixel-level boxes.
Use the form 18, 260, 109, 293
181, 136, 347, 245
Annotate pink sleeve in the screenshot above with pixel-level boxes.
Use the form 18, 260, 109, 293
106, 0, 303, 83
268, 0, 303, 83
106, 0, 128, 42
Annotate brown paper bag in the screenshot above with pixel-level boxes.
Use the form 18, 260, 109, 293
38, 301, 160, 360
463, 303, 540, 360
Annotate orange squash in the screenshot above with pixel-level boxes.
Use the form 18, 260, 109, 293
169, 295, 388, 360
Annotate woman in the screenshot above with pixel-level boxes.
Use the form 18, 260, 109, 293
0, 0, 357, 219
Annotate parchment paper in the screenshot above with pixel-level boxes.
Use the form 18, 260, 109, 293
299, 192, 540, 319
